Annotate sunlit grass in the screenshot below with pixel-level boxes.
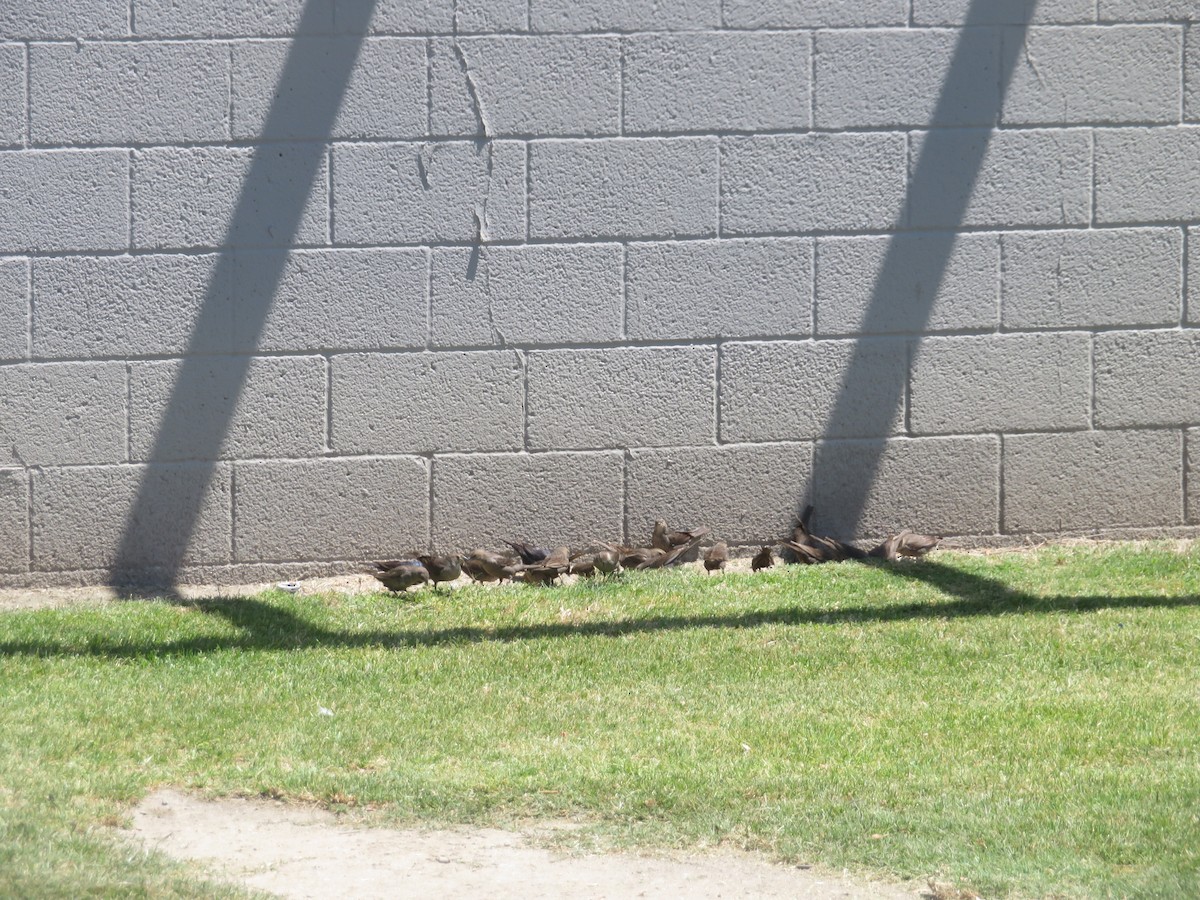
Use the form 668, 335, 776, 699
1, 544, 1198, 897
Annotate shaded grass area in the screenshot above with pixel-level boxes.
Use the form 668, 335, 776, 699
1, 545, 1199, 898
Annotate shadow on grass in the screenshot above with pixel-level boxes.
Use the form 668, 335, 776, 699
2, 561, 1197, 659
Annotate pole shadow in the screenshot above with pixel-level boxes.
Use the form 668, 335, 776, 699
814, 0, 1038, 538
107, 0, 378, 588
6, 559, 1196, 660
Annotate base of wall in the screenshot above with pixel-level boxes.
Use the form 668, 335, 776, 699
2, 525, 1198, 596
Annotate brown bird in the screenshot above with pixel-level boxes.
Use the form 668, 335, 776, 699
651, 520, 712, 552
592, 549, 619, 575
638, 533, 707, 570
704, 541, 728, 572
778, 539, 822, 565
868, 531, 939, 561
367, 559, 430, 593
417, 553, 462, 588
569, 554, 597, 577
463, 549, 520, 582
519, 545, 570, 585
895, 531, 939, 558
751, 546, 774, 572
503, 540, 552, 565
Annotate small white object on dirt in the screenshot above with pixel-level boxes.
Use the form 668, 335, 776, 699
277, 581, 301, 594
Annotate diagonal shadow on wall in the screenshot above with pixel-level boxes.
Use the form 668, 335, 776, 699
813, 0, 1038, 538
107, 0, 378, 588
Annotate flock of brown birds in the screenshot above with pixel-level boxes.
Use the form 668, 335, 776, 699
365, 505, 939, 594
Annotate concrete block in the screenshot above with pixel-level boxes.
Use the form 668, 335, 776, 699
31, 42, 229, 145
1189, 26, 1199, 121
33, 254, 229, 358
0, 469, 28, 572
816, 29, 1000, 128
725, 0, 905, 27
130, 356, 326, 461
234, 456, 428, 561
432, 36, 619, 136
1191, 228, 1200, 324
627, 238, 811, 341
0, 258, 27, 361
233, 38, 425, 140
1094, 331, 1200, 427
627, 442, 812, 545
625, 32, 810, 133
0, 44, 22, 146
909, 129, 1091, 228
720, 339, 907, 442
332, 350, 524, 453
1189, 429, 1200, 524
530, 138, 718, 240
0, 362, 126, 466
234, 248, 427, 352
1004, 430, 1183, 532
431, 244, 622, 347
450, 0, 528, 31
815, 233, 998, 336
133, 146, 328, 249
1099, 0, 1198, 21
531, 0, 719, 32
910, 333, 1092, 434
1096, 128, 1200, 223
432, 450, 624, 550
1004, 26, 1180, 125
137, 358, 323, 463
0, 1, 127, 39
137, 0, 332, 36
32, 463, 233, 571
813, 436, 1000, 538
0, 150, 128, 252
914, 0, 1095, 24
334, 140, 525, 244
339, 0, 525, 34
527, 346, 716, 449
721, 134, 906, 234
1001, 229, 1182, 328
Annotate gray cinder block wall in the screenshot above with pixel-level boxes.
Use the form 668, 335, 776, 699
1, 0, 1199, 588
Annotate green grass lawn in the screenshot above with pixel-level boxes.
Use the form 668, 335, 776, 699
1, 544, 1198, 898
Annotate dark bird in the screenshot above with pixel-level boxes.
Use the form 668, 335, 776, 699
367, 559, 429, 593
520, 545, 571, 585
463, 549, 520, 582
704, 541, 728, 573
751, 546, 774, 572
417, 553, 462, 588
503, 540, 553, 565
651, 520, 711, 552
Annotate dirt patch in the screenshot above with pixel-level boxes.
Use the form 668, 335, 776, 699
125, 789, 916, 899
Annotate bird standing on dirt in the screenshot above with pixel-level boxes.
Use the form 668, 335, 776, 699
868, 531, 939, 561
367, 559, 430, 593
704, 541, 728, 573
520, 545, 571, 585
463, 549, 520, 583
751, 546, 774, 572
417, 554, 462, 589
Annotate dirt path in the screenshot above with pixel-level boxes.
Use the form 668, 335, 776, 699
126, 789, 918, 899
